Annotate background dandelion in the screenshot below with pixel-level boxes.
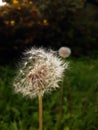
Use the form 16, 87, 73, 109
58, 47, 71, 58
58, 46, 71, 130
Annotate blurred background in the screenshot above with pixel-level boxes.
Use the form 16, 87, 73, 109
0, 0, 98, 130
0, 0, 98, 64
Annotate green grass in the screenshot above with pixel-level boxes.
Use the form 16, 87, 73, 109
0, 57, 98, 130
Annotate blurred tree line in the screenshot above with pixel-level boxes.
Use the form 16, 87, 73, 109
0, 0, 98, 63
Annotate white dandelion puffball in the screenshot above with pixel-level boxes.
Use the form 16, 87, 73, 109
13, 47, 68, 98
58, 47, 71, 58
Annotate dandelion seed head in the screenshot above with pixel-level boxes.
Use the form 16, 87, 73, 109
13, 47, 68, 98
58, 47, 71, 58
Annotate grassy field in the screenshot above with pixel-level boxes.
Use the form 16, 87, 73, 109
0, 57, 98, 130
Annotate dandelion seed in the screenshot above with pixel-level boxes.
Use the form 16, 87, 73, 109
24, 62, 28, 66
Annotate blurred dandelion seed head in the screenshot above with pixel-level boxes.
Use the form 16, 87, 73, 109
58, 47, 71, 58
13, 47, 68, 98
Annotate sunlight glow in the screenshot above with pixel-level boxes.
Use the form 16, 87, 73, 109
0, 0, 6, 6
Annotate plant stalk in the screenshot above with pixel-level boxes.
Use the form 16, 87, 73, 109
57, 76, 65, 130
38, 94, 43, 130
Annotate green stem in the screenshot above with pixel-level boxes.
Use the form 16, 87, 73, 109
57, 76, 65, 130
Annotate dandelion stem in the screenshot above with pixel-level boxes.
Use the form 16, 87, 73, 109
38, 94, 43, 130
57, 76, 65, 130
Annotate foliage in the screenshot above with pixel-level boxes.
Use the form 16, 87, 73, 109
0, 1, 43, 50
0, 0, 98, 57
0, 58, 98, 130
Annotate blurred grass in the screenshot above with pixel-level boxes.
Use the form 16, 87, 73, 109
0, 57, 98, 130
